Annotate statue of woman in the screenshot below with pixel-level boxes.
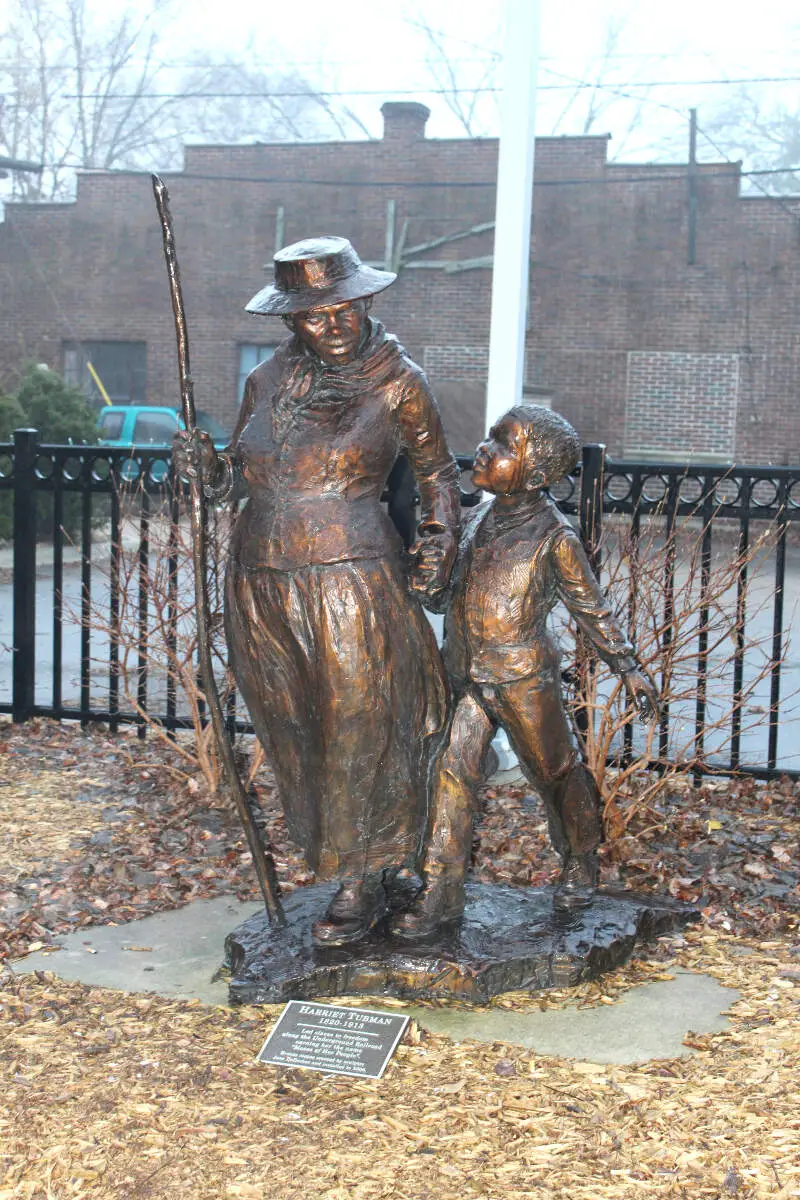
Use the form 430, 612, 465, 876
176, 237, 459, 947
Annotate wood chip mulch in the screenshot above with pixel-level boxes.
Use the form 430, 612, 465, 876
0, 720, 308, 963
1, 935, 797, 1199
0, 718, 798, 1198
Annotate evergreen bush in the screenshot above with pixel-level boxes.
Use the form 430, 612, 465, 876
0, 365, 98, 542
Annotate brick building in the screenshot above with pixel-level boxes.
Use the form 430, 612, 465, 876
1, 101, 799, 461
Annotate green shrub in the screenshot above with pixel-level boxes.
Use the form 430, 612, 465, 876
0, 397, 25, 539
0, 394, 27, 440
14, 365, 97, 445
0, 365, 99, 543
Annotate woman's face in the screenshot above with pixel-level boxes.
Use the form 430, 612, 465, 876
291, 298, 370, 365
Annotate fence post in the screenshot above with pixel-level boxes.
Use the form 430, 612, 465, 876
579, 442, 605, 571
575, 443, 606, 740
387, 455, 417, 549
12, 428, 38, 723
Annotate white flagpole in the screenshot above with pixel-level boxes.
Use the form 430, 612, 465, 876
485, 0, 541, 433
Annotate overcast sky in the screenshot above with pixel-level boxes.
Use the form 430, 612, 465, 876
183, 0, 799, 160
1, 0, 797, 198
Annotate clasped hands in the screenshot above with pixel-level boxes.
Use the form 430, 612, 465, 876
408, 531, 457, 599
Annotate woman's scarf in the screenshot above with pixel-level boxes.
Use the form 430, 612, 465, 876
272, 319, 404, 440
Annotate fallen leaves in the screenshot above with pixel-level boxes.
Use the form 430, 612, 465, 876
0, 719, 798, 1198
0, 770, 108, 873
2, 720, 798, 966
594, 774, 800, 940
0, 719, 304, 961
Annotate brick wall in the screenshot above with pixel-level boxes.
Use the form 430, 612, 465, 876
625, 351, 741, 460
1, 102, 799, 463
423, 345, 489, 378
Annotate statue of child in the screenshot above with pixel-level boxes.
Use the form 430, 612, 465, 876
393, 404, 659, 940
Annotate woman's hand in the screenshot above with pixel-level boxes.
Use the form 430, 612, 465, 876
408, 532, 457, 598
172, 428, 218, 486
622, 668, 660, 724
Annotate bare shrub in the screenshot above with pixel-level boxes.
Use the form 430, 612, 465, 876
566, 508, 791, 839
80, 477, 794, 826
82, 481, 237, 791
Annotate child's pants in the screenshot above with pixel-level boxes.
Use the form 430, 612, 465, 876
422, 675, 602, 883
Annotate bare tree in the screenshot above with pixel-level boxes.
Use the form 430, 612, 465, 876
405, 16, 501, 137
0, 0, 182, 199
176, 50, 366, 145
405, 9, 657, 158
82, 484, 235, 792
546, 15, 658, 159
566, 511, 789, 841
694, 90, 800, 195
0, 0, 361, 203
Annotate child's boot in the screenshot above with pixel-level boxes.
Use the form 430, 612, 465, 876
390, 870, 466, 940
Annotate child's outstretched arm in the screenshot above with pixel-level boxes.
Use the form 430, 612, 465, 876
552, 527, 659, 722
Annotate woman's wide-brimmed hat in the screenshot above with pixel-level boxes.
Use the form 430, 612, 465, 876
245, 236, 396, 316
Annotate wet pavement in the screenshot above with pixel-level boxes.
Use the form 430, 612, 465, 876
11, 895, 739, 1065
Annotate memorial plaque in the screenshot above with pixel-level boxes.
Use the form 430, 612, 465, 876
256, 1001, 409, 1079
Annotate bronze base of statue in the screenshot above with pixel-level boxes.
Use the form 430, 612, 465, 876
224, 882, 699, 1006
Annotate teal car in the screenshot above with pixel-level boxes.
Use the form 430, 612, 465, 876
97, 404, 229, 448
97, 405, 229, 483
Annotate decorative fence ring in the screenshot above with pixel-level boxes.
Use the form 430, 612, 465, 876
34, 454, 55, 481
605, 473, 633, 503
641, 475, 668, 504
751, 479, 780, 508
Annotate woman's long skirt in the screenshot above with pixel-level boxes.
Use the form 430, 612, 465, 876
225, 555, 448, 880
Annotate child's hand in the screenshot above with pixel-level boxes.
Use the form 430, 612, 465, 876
622, 669, 660, 724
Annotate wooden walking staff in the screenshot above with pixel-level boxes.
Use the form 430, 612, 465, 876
151, 174, 284, 925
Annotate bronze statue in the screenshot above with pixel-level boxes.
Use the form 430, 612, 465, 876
175, 236, 460, 948
392, 404, 659, 941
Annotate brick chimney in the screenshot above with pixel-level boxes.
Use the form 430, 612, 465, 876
381, 102, 431, 143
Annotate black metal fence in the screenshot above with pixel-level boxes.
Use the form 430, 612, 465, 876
2, 429, 798, 777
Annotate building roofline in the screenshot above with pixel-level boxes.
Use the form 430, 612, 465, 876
180, 131, 618, 154
740, 191, 800, 202
606, 158, 740, 172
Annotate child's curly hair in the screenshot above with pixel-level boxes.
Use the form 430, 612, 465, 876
505, 404, 581, 488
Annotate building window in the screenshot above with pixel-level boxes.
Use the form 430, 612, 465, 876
238, 344, 276, 403
63, 341, 147, 406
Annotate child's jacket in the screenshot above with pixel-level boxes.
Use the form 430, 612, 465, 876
442, 493, 637, 687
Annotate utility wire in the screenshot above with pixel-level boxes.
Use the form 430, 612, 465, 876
6, 188, 785, 306
59, 75, 800, 101
26, 164, 796, 190
0, 50, 793, 72
0, 51, 762, 69
6, 161, 793, 339
539, 71, 800, 90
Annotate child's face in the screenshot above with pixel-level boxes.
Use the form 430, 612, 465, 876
472, 416, 531, 494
